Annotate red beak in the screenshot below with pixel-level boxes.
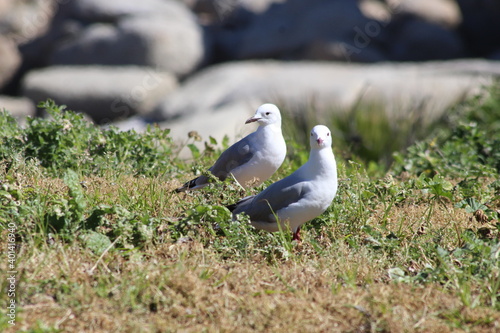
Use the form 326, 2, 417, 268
317, 138, 324, 145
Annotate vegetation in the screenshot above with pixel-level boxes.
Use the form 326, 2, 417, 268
0, 87, 499, 332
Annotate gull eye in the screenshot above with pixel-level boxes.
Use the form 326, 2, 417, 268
266, 112, 271, 116
310, 132, 313, 136
327, 132, 330, 136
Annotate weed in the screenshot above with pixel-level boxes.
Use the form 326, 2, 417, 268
0, 100, 177, 177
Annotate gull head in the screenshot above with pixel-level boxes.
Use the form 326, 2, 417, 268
310, 125, 332, 149
245, 103, 282, 126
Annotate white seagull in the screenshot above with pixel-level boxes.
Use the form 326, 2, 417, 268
176, 103, 287, 192
228, 125, 338, 241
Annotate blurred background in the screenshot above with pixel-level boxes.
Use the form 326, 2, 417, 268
1, 0, 500, 163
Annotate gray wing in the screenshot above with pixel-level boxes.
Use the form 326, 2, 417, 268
232, 175, 309, 223
208, 133, 256, 180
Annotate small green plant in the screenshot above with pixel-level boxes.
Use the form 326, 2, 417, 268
40, 169, 87, 238
393, 122, 500, 178
0, 100, 177, 177
418, 231, 499, 309
393, 84, 500, 178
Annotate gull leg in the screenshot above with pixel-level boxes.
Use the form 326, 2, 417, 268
292, 227, 301, 242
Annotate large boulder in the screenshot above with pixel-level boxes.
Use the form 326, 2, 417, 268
22, 66, 177, 123
50, 0, 206, 77
386, 16, 465, 61
0, 95, 36, 121
64, 0, 196, 23
217, 0, 386, 62
150, 60, 498, 149
186, 0, 283, 24
457, 0, 500, 58
0, 35, 21, 90
386, 0, 462, 28
0, 0, 55, 45
191, 0, 283, 15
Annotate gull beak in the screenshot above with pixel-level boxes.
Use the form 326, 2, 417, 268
316, 138, 324, 145
245, 116, 260, 124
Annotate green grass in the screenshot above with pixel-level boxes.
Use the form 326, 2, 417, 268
0, 87, 499, 332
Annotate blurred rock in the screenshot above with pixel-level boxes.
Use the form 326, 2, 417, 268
4, 0, 500, 143
152, 60, 498, 150
65, 0, 195, 23
187, 0, 283, 25
0, 0, 12, 16
119, 15, 205, 77
0, 0, 55, 45
0, 35, 21, 90
106, 115, 149, 132
49, 23, 123, 66
22, 66, 177, 123
0, 95, 35, 120
457, 0, 500, 57
358, 0, 391, 22
302, 39, 387, 63
489, 49, 500, 61
218, 0, 384, 61
50, 0, 205, 77
387, 0, 462, 28
387, 16, 465, 61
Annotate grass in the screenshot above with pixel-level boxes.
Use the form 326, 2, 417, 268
0, 88, 499, 332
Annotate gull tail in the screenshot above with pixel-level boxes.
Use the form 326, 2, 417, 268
226, 202, 238, 212
226, 195, 254, 212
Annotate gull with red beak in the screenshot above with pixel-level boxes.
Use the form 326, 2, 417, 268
176, 103, 286, 192
228, 125, 338, 241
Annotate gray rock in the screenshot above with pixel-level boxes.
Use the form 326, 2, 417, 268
219, 0, 384, 61
457, 0, 500, 58
104, 115, 149, 132
0, 35, 21, 89
49, 24, 126, 66
0, 0, 55, 45
358, 0, 391, 22
386, 0, 462, 28
387, 17, 465, 61
187, 0, 283, 24
119, 15, 205, 77
488, 49, 500, 61
0, 95, 35, 120
152, 60, 498, 154
66, 0, 195, 23
22, 66, 177, 123
50, 1, 205, 77
302, 39, 387, 63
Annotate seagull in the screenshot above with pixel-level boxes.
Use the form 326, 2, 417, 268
175, 103, 287, 192
227, 125, 338, 241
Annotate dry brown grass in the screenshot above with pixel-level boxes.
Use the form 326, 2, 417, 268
1, 171, 499, 333
11, 237, 499, 333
